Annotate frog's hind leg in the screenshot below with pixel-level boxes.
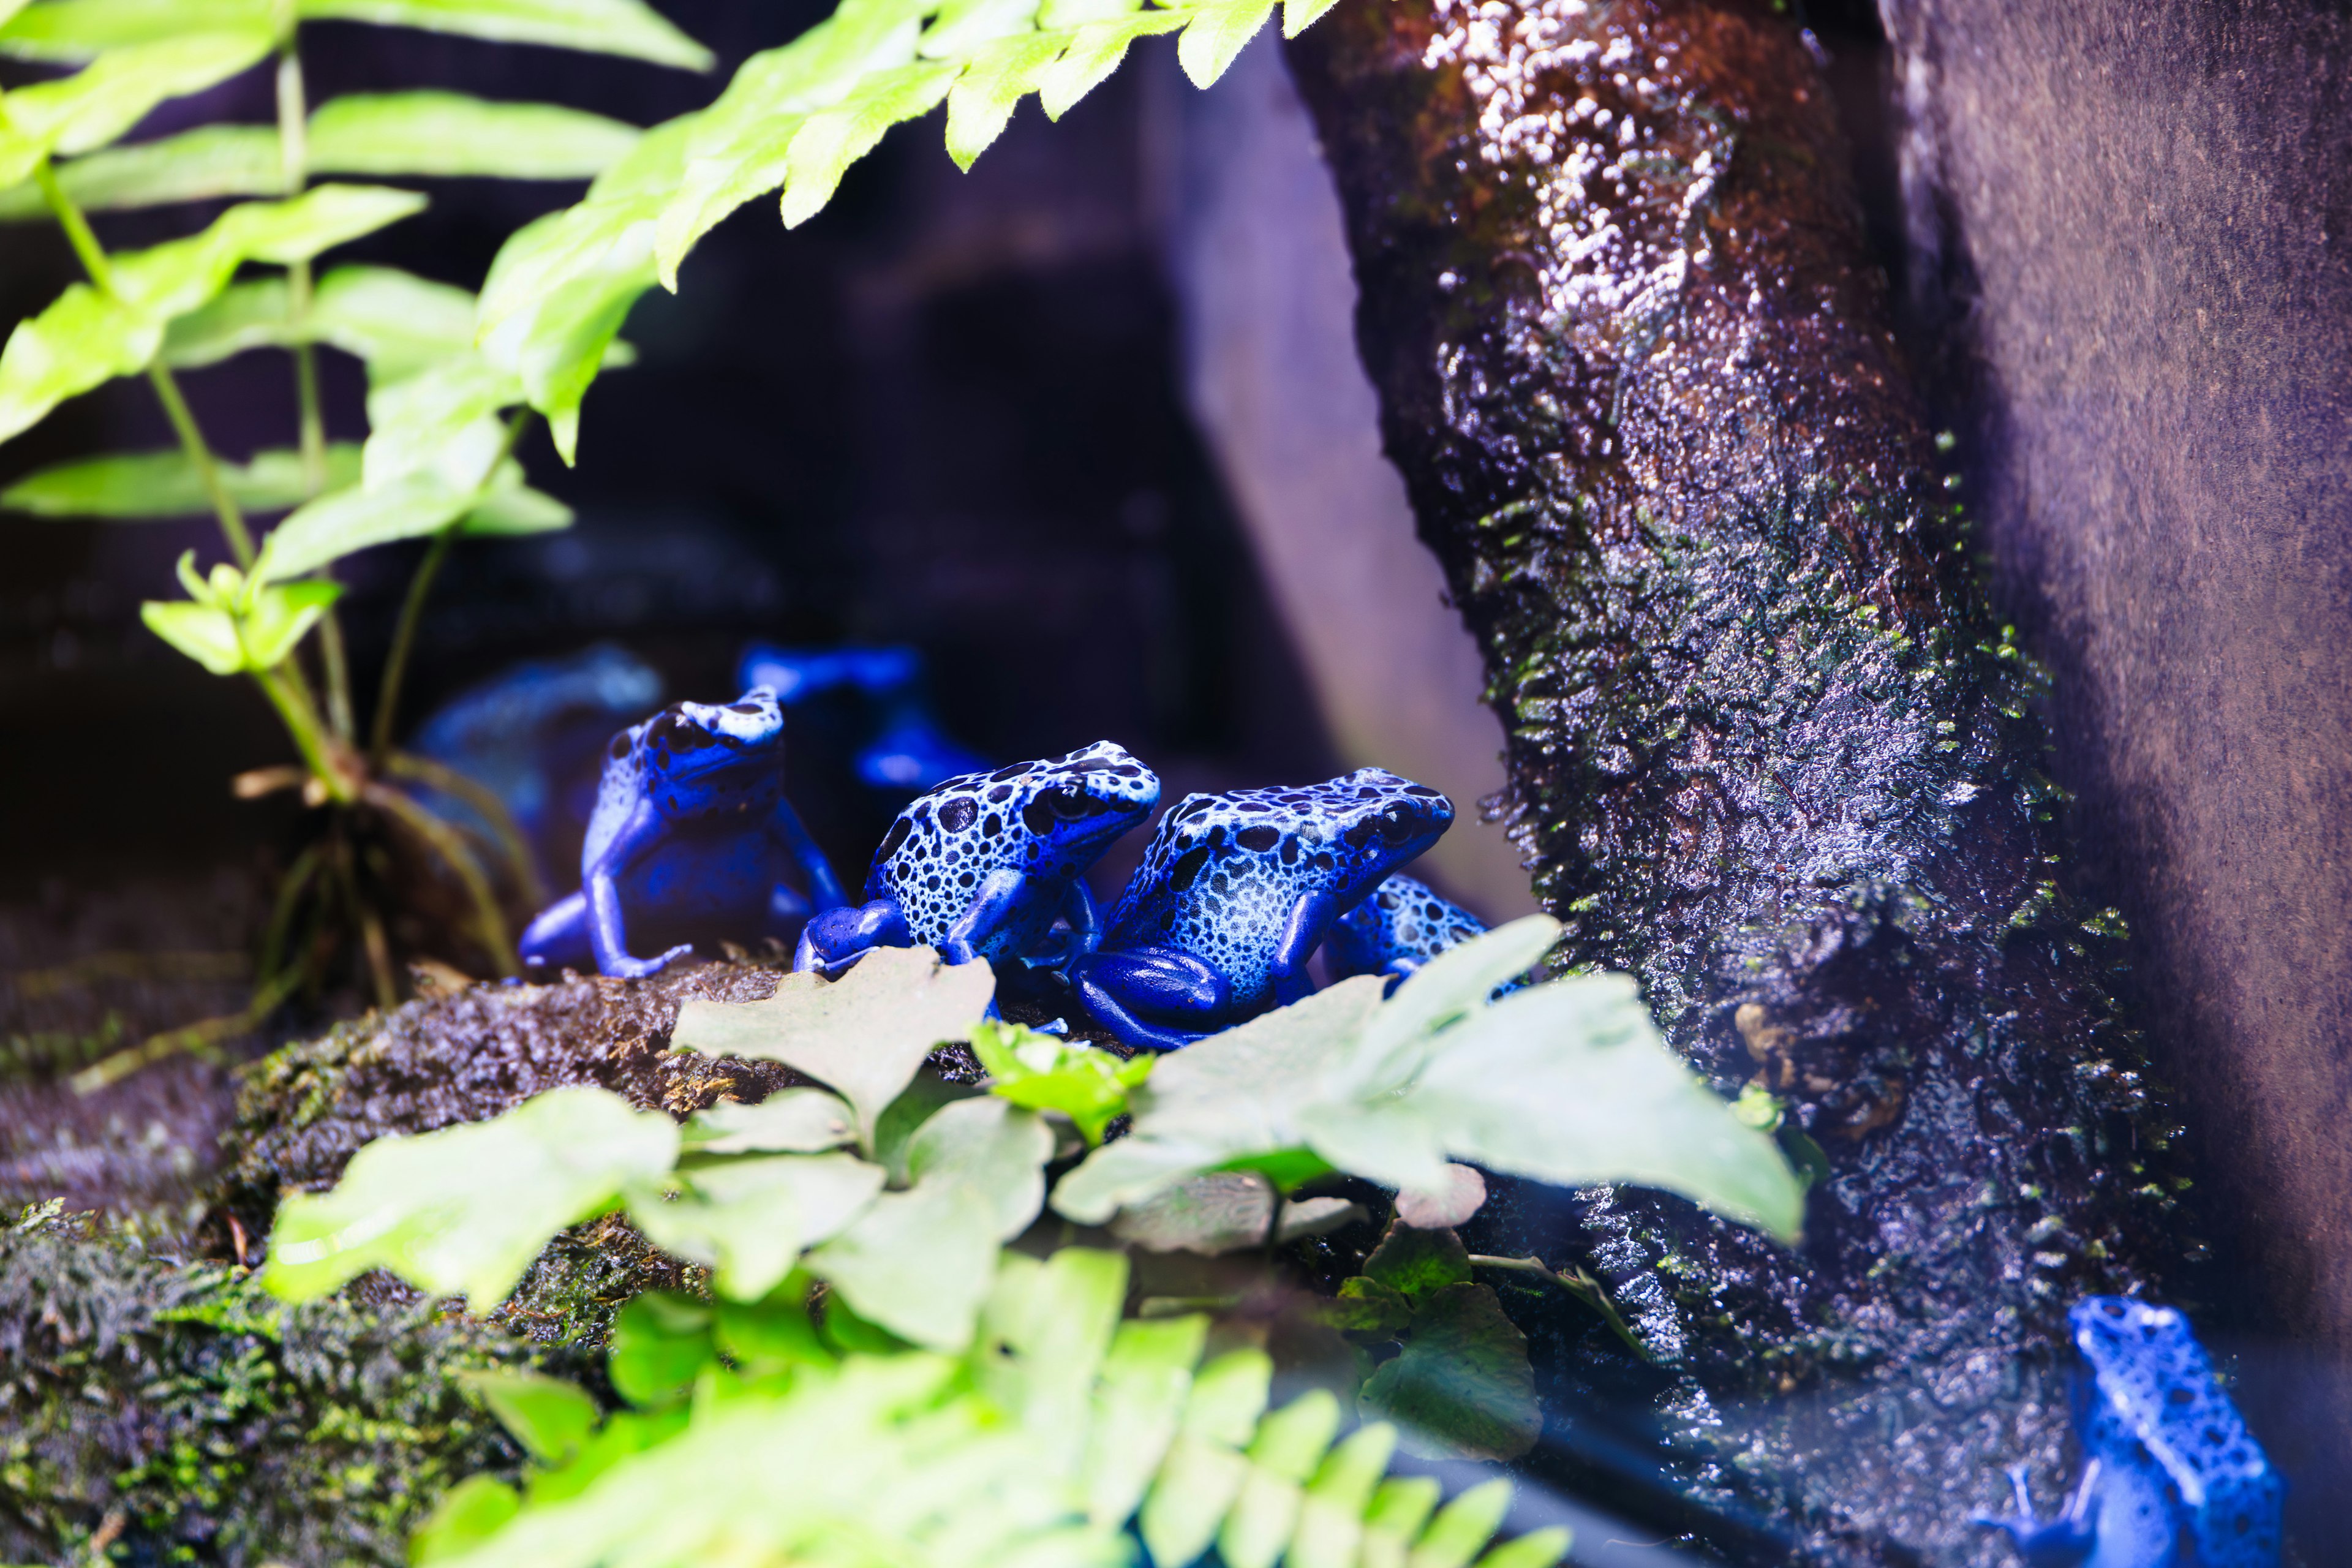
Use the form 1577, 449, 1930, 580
1069, 947, 1232, 1052
521, 891, 594, 973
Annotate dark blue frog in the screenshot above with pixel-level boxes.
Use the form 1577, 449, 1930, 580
1324, 872, 1497, 989
1984, 1296, 2282, 1568
1069, 769, 1453, 1052
793, 741, 1159, 978
519, 690, 848, 979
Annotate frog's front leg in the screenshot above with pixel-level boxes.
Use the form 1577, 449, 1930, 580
940, 868, 1037, 967
767, 794, 848, 913
586, 802, 697, 979
1071, 948, 1233, 1052
794, 899, 911, 976
1268, 890, 1336, 1006
1020, 876, 1102, 974
1978, 1462, 2099, 1568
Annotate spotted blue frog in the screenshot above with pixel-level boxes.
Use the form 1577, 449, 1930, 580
1324, 872, 1499, 990
1069, 769, 1453, 1052
519, 690, 848, 979
1984, 1296, 2282, 1568
793, 741, 1159, 978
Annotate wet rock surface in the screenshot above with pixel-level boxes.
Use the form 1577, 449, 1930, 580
1287, 1, 2185, 1560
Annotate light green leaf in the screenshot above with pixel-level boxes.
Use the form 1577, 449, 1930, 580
308, 91, 641, 181
1406, 1478, 1513, 1568
0, 32, 272, 188
0, 0, 270, 61
311, 264, 478, 375
1083, 1313, 1206, 1527
253, 470, 477, 581
262, 1085, 679, 1307
974, 1246, 1128, 1474
973, 1019, 1152, 1145
943, 29, 1063, 169
1038, 10, 1184, 119
1109, 1173, 1359, 1256
1291, 1423, 1400, 1568
920, 0, 1040, 59
1221, 1389, 1341, 1568
1363, 1477, 1443, 1568
1472, 1528, 1571, 1568
1281, 0, 1341, 38
0, 284, 156, 447
218, 180, 429, 263
777, 58, 958, 229
139, 597, 242, 673
296, 0, 712, 70
1174, 0, 1273, 89
1357, 1284, 1539, 1463
625, 1150, 886, 1302
2, 443, 358, 516
410, 1475, 522, 1566
363, 351, 519, 488
236, 576, 340, 666
458, 1369, 601, 1463
669, 946, 997, 1154
462, 482, 571, 536
682, 1088, 858, 1155
1351, 914, 1560, 1090
606, 1292, 717, 1407
805, 1181, 1000, 1352
903, 1095, 1054, 1241
159, 276, 295, 367
1138, 1347, 1270, 1568
0, 123, 274, 219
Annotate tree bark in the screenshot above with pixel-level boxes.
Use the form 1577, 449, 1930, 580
1287, 2, 2183, 1560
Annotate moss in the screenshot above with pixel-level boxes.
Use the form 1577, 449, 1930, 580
0, 1203, 586, 1567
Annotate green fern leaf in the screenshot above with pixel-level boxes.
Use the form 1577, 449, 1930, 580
778, 58, 959, 227
1174, 0, 1273, 88
944, 30, 1062, 167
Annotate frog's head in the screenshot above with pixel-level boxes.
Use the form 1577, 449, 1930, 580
886, 741, 1159, 872
1142, 767, 1452, 910
620, 690, 786, 818
1295, 768, 1452, 903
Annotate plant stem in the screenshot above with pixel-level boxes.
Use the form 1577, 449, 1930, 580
385, 749, 551, 908
369, 524, 454, 762
1467, 1254, 1653, 1362
255, 666, 353, 804
366, 780, 520, 976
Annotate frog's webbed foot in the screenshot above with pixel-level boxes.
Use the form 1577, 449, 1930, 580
794, 899, 912, 977
600, 943, 697, 981
1068, 947, 1231, 1052
1978, 1462, 2099, 1568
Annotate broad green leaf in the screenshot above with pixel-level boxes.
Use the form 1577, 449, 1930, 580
0, 123, 274, 219
682, 1088, 858, 1155
805, 1181, 1000, 1352
1292, 1424, 1400, 1568
1174, 0, 1272, 88
298, 0, 712, 70
1350, 914, 1561, 1092
777, 59, 958, 229
461, 481, 571, 535
254, 470, 478, 581
363, 351, 519, 488
1138, 1347, 1270, 1568
1473, 1528, 1571, 1568
1358, 1284, 1539, 1463
1406, 1479, 1514, 1568
1037, 12, 1185, 120
0, 284, 154, 447
669, 946, 997, 1153
308, 91, 641, 181
411, 1475, 522, 1566
974, 1246, 1128, 1476
0, 32, 272, 189
903, 1095, 1054, 1241
1221, 1389, 1341, 1568
714, 1289, 834, 1373
973, 1020, 1152, 1145
1281, 0, 1341, 38
1362, 1477, 1443, 1568
1108, 1173, 1359, 1256
458, 1369, 601, 1463
1324, 1276, 1412, 1340
1083, 1314, 1207, 1527
2, 443, 358, 516
623, 1149, 885, 1301
607, 1292, 717, 1407
919, 0, 1039, 59
943, 30, 1063, 169
0, 0, 270, 60
160, 276, 295, 367
311, 264, 477, 375
236, 576, 340, 666
262, 1085, 679, 1306
1360, 1221, 1471, 1305
215, 181, 429, 263
139, 597, 241, 673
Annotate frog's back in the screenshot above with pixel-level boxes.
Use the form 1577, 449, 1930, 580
2070, 1297, 2283, 1568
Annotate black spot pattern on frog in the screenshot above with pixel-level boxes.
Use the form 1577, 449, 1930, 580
1324, 872, 1492, 980
624, 691, 787, 820
1102, 768, 1453, 1006
867, 741, 1159, 959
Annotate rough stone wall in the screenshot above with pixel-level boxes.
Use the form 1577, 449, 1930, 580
1286, 1, 2188, 1559
1879, 0, 2352, 1529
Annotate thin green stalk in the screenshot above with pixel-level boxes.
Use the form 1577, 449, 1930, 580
331, 831, 398, 1011
366, 780, 521, 976
385, 750, 551, 908
255, 666, 353, 803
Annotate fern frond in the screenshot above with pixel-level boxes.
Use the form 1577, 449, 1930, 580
475, 0, 1346, 461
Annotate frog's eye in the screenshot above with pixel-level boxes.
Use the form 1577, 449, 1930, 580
609, 734, 630, 760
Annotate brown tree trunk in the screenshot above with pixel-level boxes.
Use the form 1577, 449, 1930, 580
1287, 2, 2184, 1559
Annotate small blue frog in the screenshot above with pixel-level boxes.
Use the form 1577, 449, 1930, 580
1069, 769, 1453, 1052
1984, 1296, 2282, 1568
1324, 872, 1496, 990
519, 690, 848, 979
737, 643, 990, 793
793, 742, 1159, 979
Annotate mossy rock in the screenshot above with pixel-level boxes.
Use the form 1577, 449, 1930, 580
0, 1203, 586, 1567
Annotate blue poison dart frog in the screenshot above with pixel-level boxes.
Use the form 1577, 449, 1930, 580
1323, 872, 1501, 993
1983, 1296, 2282, 1568
794, 742, 1159, 981
519, 690, 848, 979
409, 643, 663, 888
1069, 769, 1453, 1052
737, 643, 990, 793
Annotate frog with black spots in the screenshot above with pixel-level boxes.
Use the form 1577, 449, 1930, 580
1981, 1295, 2281, 1568
519, 690, 848, 979
1069, 768, 1453, 1052
1323, 872, 1504, 993
793, 741, 1159, 978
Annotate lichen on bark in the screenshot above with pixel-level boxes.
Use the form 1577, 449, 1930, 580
1287, 0, 2186, 1558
